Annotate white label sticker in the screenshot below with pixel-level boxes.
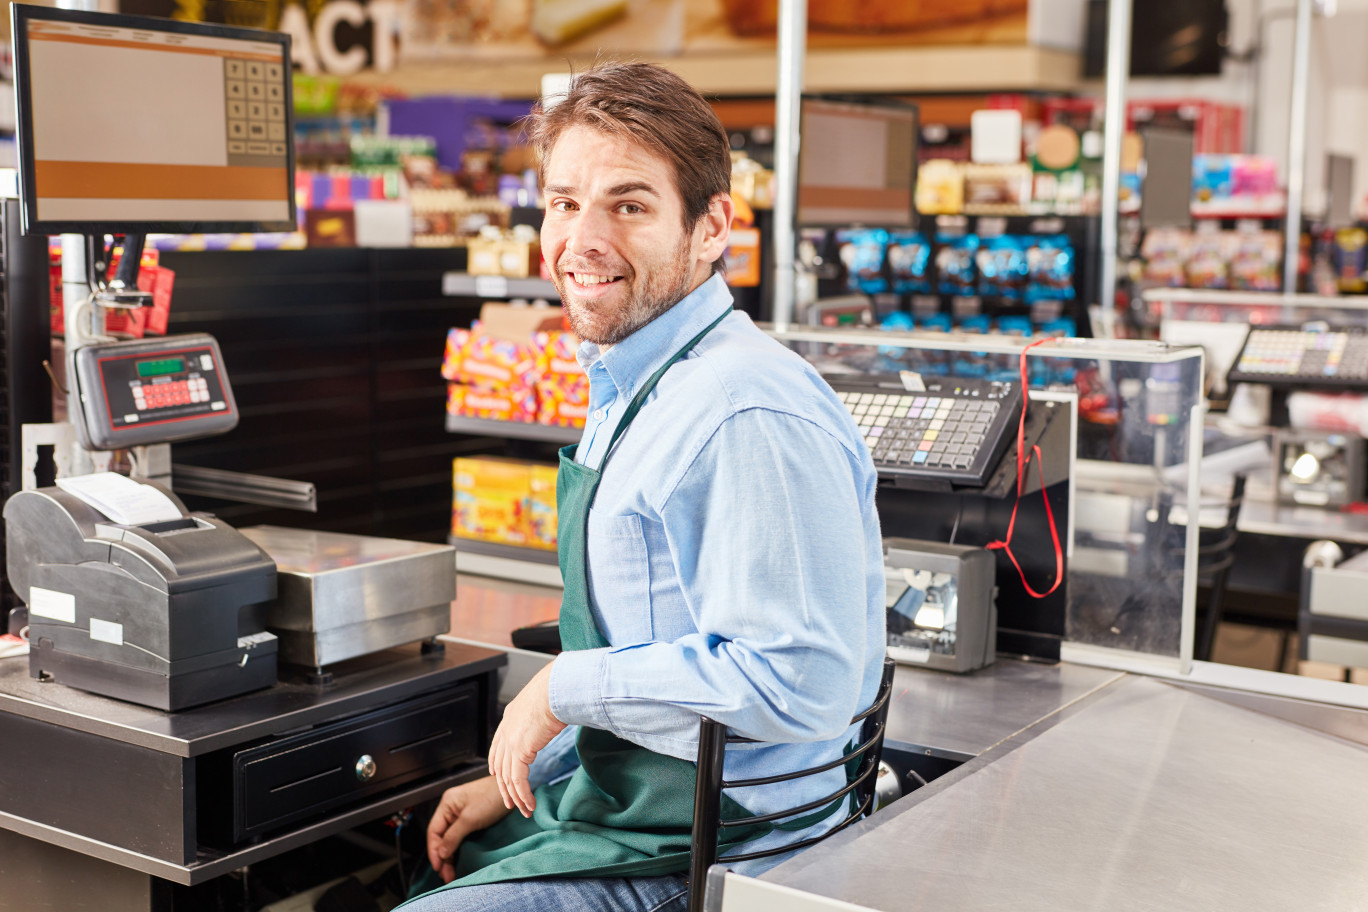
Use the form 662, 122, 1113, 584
90, 618, 124, 645
200, 354, 214, 370
474, 275, 509, 298
30, 587, 75, 623
211, 401, 226, 411
124, 414, 140, 423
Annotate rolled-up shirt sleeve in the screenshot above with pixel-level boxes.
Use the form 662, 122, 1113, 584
548, 407, 875, 760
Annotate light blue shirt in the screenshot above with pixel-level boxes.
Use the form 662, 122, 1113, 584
533, 274, 886, 873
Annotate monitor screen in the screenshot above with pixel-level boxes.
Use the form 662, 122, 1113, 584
11, 5, 296, 236
797, 98, 918, 229
1083, 0, 1228, 78
1138, 127, 1195, 230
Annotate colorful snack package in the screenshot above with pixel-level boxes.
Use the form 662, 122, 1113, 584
447, 382, 538, 423
1025, 234, 1076, 302
887, 231, 933, 294
534, 330, 590, 427
836, 227, 891, 294
975, 235, 1028, 300
935, 233, 979, 297
452, 457, 531, 546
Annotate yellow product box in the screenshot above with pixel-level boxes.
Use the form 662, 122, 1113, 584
499, 238, 542, 278
467, 237, 504, 276
527, 464, 559, 551
452, 457, 531, 546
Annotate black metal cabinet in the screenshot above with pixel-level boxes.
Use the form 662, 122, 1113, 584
0, 642, 505, 907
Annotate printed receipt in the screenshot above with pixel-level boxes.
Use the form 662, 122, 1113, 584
55, 472, 182, 526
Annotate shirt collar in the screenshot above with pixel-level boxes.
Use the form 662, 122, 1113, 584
575, 273, 733, 401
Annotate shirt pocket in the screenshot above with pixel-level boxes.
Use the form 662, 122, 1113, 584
585, 508, 653, 644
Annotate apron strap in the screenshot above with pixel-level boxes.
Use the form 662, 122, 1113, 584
605, 309, 730, 456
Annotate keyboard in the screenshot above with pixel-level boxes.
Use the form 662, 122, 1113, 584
827, 374, 1024, 487
1228, 325, 1368, 388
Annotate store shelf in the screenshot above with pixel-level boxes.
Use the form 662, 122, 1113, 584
345, 46, 1081, 98
451, 536, 563, 587
443, 272, 558, 299
446, 414, 582, 443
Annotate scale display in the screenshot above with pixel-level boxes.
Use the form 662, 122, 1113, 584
71, 333, 238, 450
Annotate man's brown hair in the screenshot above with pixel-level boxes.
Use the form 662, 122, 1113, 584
527, 62, 731, 270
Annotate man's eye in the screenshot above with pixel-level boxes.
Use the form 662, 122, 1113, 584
552, 200, 577, 212
619, 204, 643, 214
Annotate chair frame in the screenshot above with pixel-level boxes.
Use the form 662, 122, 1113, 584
686, 658, 896, 912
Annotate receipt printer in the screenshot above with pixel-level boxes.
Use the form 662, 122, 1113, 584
5, 482, 278, 711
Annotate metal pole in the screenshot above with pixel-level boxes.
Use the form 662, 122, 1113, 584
770, 0, 807, 330
1282, 0, 1314, 293
1097, 0, 1133, 339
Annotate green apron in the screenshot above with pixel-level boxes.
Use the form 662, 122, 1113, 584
406, 310, 831, 903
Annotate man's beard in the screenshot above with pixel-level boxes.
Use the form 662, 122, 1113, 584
558, 235, 697, 346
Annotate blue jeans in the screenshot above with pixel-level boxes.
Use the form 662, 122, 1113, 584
402, 874, 690, 912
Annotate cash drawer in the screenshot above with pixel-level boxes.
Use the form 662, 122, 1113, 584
229, 683, 481, 841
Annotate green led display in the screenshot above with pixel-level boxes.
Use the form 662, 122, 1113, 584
136, 357, 186, 378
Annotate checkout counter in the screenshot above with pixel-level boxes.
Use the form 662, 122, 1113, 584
0, 328, 507, 907
692, 327, 1368, 911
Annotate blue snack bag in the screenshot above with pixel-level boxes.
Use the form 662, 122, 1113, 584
976, 235, 1028, 299
836, 228, 890, 294
935, 233, 979, 296
1026, 234, 1076, 302
888, 231, 933, 294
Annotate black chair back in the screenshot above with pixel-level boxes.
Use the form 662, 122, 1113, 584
686, 657, 896, 912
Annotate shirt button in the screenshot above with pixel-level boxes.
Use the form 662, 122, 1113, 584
593, 409, 606, 421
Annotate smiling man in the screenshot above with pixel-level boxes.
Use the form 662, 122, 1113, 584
403, 63, 885, 912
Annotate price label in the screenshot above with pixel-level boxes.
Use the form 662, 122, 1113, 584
475, 275, 509, 298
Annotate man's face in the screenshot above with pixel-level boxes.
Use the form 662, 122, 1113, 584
540, 125, 728, 346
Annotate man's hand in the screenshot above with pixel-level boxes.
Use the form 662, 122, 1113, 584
488, 660, 566, 818
426, 776, 511, 884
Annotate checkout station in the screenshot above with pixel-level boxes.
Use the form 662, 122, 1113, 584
0, 8, 504, 909
3, 6, 1368, 912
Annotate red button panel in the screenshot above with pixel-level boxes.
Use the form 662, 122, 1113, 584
131, 377, 212, 411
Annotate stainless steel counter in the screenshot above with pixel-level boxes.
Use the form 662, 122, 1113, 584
755, 675, 1368, 911
1238, 497, 1368, 544
886, 660, 1122, 761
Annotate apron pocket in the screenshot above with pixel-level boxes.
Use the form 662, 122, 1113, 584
585, 508, 653, 644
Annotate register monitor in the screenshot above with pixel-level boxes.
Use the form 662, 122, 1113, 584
11, 4, 296, 236
11, 6, 295, 449
798, 97, 918, 228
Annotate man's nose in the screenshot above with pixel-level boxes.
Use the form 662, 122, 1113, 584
564, 206, 610, 259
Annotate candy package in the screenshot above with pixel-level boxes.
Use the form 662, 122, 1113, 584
1334, 228, 1368, 294
1185, 229, 1235, 289
887, 231, 933, 294
534, 331, 589, 427
976, 235, 1028, 299
1140, 227, 1191, 287
935, 233, 979, 297
836, 228, 891, 294
447, 382, 538, 423
1230, 230, 1282, 292
1025, 235, 1075, 302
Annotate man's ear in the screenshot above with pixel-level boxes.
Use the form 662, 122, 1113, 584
696, 192, 734, 266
